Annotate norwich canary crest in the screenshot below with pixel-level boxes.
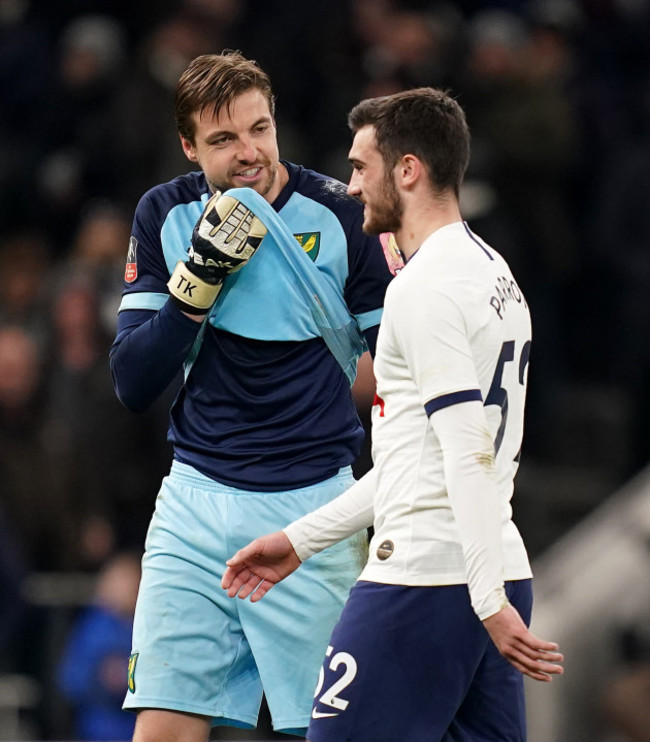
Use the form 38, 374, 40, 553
293, 232, 320, 261
127, 652, 138, 693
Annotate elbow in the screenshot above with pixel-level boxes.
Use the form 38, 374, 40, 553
116, 389, 150, 414
113, 378, 152, 414
110, 361, 151, 414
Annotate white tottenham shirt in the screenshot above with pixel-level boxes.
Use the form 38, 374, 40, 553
285, 221, 533, 620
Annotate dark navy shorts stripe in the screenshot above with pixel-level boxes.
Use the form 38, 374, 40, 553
424, 388, 483, 417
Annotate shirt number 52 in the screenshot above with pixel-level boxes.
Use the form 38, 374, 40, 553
485, 339, 531, 453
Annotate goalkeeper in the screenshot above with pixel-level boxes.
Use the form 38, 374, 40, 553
109, 51, 397, 742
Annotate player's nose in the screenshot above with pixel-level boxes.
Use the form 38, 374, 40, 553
237, 137, 258, 163
347, 172, 361, 197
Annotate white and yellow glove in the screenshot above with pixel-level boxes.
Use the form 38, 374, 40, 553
168, 192, 267, 314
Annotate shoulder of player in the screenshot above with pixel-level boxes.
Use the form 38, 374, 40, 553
136, 170, 208, 218
285, 160, 362, 218
413, 223, 501, 275
131, 171, 208, 260
394, 235, 483, 301
382, 266, 463, 335
416, 228, 528, 323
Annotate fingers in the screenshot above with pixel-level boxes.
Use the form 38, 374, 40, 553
221, 557, 258, 594
220, 533, 298, 602
232, 573, 275, 602
222, 541, 262, 579
221, 558, 246, 590
221, 557, 281, 602
221, 565, 247, 594
512, 655, 564, 682
225, 567, 257, 598
225, 541, 258, 567
222, 565, 273, 600
522, 637, 561, 654
506, 639, 564, 682
231, 572, 259, 600
515, 636, 563, 664
249, 579, 274, 603
510, 657, 554, 682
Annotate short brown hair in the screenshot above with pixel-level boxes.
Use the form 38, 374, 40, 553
348, 87, 470, 196
174, 51, 275, 143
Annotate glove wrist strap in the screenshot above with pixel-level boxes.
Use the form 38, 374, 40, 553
168, 261, 222, 312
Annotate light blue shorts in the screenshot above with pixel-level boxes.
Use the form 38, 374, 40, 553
123, 460, 367, 735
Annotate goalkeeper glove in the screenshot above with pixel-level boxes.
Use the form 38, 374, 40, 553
168, 192, 267, 314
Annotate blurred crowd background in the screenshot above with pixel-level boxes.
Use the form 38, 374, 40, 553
1, 0, 650, 739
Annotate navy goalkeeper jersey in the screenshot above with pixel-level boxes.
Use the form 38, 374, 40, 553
110, 161, 396, 491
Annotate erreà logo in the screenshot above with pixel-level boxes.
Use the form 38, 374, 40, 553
293, 232, 320, 262
125, 236, 138, 283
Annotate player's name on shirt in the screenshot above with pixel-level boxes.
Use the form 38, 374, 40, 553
490, 275, 527, 321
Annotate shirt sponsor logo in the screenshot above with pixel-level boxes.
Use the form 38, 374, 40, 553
376, 539, 394, 560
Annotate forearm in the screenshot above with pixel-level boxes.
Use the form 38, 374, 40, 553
109, 303, 202, 412
283, 468, 376, 561
432, 402, 508, 620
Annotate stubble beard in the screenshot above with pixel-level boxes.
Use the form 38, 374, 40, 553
363, 175, 403, 235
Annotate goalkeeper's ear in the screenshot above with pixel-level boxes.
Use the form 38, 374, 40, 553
180, 134, 199, 164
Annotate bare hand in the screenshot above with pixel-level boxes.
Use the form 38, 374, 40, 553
221, 531, 301, 602
483, 604, 564, 682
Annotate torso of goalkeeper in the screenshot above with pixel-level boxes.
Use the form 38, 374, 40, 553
109, 162, 395, 492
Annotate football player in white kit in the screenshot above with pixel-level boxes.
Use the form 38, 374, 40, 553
222, 87, 564, 741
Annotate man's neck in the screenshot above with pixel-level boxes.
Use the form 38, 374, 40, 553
265, 161, 290, 205
396, 198, 462, 261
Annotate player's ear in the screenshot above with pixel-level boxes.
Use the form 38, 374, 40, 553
180, 134, 199, 163
398, 154, 421, 188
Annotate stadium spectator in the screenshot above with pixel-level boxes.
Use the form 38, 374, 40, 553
0, 229, 53, 346
43, 273, 171, 564
57, 550, 141, 741
0, 504, 29, 672
106, 12, 221, 207
0, 325, 74, 570
33, 14, 127, 251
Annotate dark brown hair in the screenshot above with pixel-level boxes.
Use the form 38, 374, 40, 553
174, 51, 275, 143
348, 87, 470, 196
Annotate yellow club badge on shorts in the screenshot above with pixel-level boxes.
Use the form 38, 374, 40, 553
127, 652, 138, 693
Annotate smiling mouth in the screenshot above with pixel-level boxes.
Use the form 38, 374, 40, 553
235, 167, 263, 180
